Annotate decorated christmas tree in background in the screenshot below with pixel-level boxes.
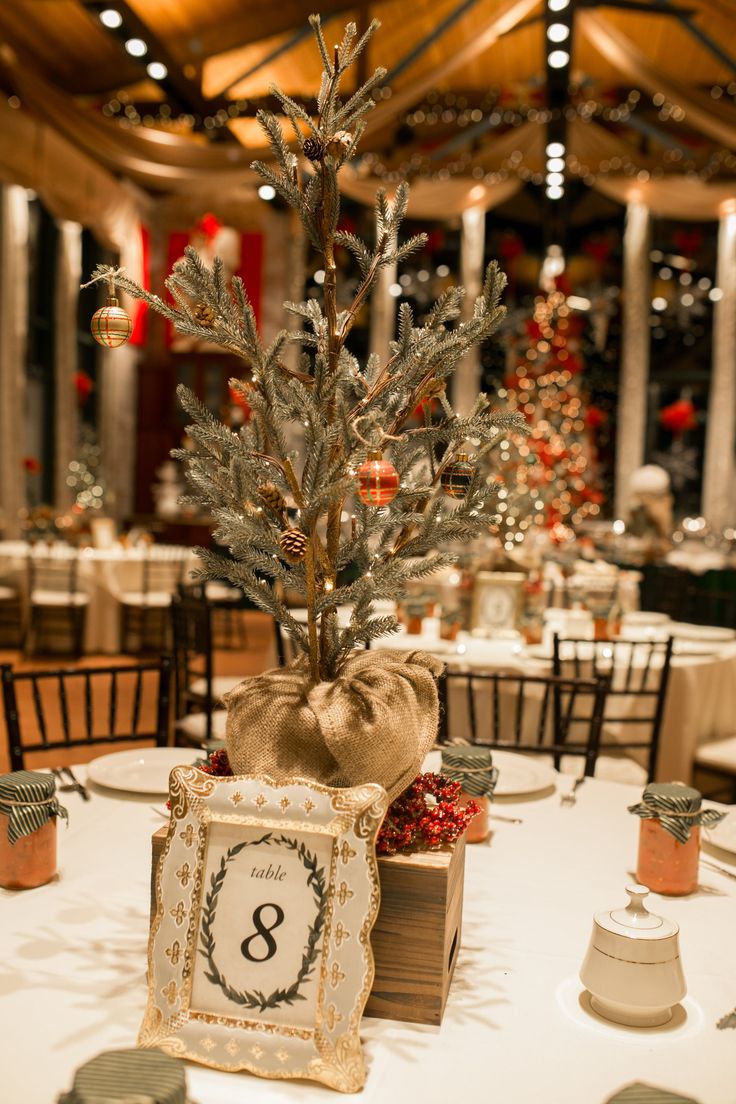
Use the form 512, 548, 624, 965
494, 287, 605, 551
84, 16, 524, 682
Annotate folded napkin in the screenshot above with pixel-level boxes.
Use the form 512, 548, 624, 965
605, 1083, 701, 1104
58, 1048, 186, 1104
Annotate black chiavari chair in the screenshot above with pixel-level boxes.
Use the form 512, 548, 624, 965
437, 667, 609, 778
1, 657, 172, 772
552, 634, 674, 783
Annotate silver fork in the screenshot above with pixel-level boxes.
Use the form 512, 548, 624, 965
560, 776, 585, 807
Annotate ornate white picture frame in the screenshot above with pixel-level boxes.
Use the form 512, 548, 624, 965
140, 766, 388, 1093
471, 570, 526, 634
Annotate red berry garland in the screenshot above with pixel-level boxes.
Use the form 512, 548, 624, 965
187, 753, 479, 855
376, 772, 480, 855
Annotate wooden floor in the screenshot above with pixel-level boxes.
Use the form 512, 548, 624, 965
0, 611, 278, 775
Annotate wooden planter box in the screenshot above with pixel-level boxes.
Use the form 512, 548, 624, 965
150, 827, 465, 1026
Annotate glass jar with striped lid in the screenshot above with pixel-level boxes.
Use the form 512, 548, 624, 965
629, 782, 726, 896
0, 770, 68, 889
441, 745, 498, 843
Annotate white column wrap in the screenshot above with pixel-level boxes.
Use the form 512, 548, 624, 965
0, 185, 29, 537
369, 228, 397, 364
453, 205, 485, 416
54, 220, 82, 508
615, 200, 651, 519
702, 207, 736, 530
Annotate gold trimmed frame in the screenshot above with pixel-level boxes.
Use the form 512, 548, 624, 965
139, 766, 388, 1093
470, 570, 526, 633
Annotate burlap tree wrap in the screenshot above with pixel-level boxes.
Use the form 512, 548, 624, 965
223, 649, 444, 802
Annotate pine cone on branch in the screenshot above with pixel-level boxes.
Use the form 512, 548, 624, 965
258, 482, 287, 516
193, 302, 216, 327
302, 136, 324, 162
279, 527, 308, 562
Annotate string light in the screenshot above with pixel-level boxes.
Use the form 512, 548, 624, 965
146, 61, 168, 81
124, 38, 147, 57
548, 50, 569, 69
99, 9, 122, 28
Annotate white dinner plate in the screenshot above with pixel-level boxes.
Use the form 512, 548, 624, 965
669, 622, 735, 643
87, 747, 199, 795
704, 812, 736, 856
424, 747, 557, 796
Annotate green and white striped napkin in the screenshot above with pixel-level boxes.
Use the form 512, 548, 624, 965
57, 1048, 187, 1104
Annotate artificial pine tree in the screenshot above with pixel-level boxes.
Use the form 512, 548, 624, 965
84, 17, 524, 683
495, 288, 605, 550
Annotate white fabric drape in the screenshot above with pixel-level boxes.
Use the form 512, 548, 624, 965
54, 221, 81, 509
702, 207, 736, 530
453, 206, 486, 417
0, 185, 29, 538
615, 201, 652, 520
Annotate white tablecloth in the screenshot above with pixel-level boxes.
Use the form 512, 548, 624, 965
1, 767, 734, 1103
0, 542, 199, 653
380, 629, 736, 785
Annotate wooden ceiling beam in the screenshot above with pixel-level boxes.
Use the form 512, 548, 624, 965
81, 0, 226, 121
165, 0, 394, 67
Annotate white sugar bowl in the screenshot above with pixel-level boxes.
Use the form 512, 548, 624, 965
580, 884, 686, 1027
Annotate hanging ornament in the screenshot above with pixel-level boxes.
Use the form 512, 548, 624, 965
357, 450, 400, 506
279, 527, 308, 562
91, 294, 132, 348
258, 482, 286, 516
441, 453, 476, 499
193, 302, 216, 328
302, 136, 324, 162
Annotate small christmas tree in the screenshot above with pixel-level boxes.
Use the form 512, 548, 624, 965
85, 17, 523, 682
495, 288, 605, 549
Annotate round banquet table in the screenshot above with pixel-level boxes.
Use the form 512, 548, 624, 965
0, 541, 200, 653
378, 627, 736, 786
1, 765, 734, 1103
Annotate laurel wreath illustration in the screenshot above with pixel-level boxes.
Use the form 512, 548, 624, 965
200, 832, 327, 1012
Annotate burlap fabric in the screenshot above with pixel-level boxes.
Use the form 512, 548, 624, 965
223, 649, 444, 802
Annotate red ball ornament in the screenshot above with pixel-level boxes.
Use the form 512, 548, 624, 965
91, 296, 132, 348
357, 450, 399, 506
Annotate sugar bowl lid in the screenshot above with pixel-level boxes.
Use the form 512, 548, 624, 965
595, 884, 679, 942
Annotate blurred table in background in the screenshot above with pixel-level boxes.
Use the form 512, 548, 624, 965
0, 542, 199, 653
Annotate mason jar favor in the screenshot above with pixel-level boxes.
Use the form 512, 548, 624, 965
441, 745, 498, 843
0, 770, 68, 889
628, 782, 726, 896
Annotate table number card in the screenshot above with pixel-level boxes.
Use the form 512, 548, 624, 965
140, 766, 388, 1093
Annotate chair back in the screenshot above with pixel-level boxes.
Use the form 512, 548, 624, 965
437, 667, 608, 778
552, 634, 673, 781
1, 656, 172, 772
140, 545, 187, 603
28, 543, 81, 596
685, 586, 736, 631
170, 594, 216, 738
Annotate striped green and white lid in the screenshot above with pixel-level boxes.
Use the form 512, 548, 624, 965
0, 771, 68, 845
441, 745, 499, 798
58, 1048, 187, 1104
628, 782, 726, 844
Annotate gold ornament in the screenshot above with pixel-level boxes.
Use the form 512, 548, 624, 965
302, 136, 324, 162
193, 302, 216, 327
279, 527, 308, 562
326, 130, 352, 161
90, 296, 132, 348
258, 482, 286, 516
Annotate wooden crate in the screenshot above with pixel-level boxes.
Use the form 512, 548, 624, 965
151, 827, 465, 1026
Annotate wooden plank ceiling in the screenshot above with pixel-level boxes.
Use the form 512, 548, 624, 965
0, 0, 734, 189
